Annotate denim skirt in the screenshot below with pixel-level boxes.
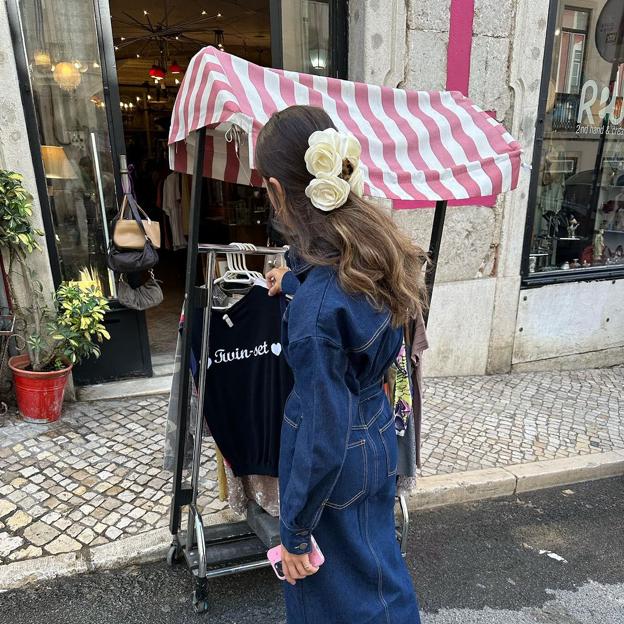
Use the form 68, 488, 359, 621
283, 387, 421, 623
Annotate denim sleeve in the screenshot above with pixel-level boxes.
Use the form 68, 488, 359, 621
280, 336, 351, 554
281, 270, 300, 296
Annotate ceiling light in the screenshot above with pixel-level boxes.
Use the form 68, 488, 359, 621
168, 60, 182, 74
121, 37, 125, 41
33, 51, 51, 68
136, 53, 141, 58
149, 64, 166, 81
53, 61, 82, 91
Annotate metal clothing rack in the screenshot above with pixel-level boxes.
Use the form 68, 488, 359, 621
167, 126, 447, 613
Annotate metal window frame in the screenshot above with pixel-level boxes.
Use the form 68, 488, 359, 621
94, 0, 128, 204
557, 5, 592, 95
6, 0, 128, 281
270, 0, 349, 78
520, 0, 624, 287
6, 0, 62, 287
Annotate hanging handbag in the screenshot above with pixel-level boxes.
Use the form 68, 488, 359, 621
117, 271, 163, 311
112, 195, 161, 250
107, 194, 160, 272
107, 238, 159, 273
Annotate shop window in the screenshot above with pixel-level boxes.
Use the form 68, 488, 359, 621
15, 0, 118, 297
280, 0, 331, 75
527, 1, 624, 276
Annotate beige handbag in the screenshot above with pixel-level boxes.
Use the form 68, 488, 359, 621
112, 195, 161, 250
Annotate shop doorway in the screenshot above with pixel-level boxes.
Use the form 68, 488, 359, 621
8, 0, 345, 382
109, 1, 274, 359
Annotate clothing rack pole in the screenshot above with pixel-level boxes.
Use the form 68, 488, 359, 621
170, 126, 207, 536
423, 199, 447, 327
185, 249, 216, 563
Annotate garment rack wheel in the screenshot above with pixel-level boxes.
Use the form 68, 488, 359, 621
192, 576, 210, 613
167, 540, 182, 567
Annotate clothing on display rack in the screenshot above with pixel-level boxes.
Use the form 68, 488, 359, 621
190, 284, 293, 477
224, 465, 280, 517
163, 313, 198, 473
394, 313, 428, 495
163, 273, 427, 498
162, 172, 190, 250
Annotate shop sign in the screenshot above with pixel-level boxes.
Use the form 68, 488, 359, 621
577, 79, 624, 132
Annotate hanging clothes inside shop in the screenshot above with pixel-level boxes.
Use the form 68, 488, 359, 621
161, 172, 190, 250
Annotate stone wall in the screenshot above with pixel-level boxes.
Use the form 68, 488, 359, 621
349, 0, 551, 376
0, 2, 55, 305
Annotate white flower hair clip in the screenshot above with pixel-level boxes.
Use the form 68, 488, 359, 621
303, 128, 364, 212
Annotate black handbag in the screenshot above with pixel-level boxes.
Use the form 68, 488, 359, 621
107, 239, 159, 273
107, 194, 159, 273
117, 271, 163, 310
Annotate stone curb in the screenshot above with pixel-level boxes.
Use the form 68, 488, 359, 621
406, 449, 624, 511
2, 451, 624, 591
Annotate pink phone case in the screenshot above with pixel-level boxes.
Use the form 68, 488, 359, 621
267, 537, 325, 580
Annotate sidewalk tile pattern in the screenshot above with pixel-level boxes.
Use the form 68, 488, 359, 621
0, 366, 622, 564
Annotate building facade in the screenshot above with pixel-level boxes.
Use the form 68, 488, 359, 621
351, 0, 624, 376
1, 0, 622, 382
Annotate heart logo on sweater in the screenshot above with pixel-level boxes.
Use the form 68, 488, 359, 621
271, 343, 282, 356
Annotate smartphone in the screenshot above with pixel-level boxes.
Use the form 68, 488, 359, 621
267, 537, 325, 580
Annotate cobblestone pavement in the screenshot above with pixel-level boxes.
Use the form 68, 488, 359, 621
0, 366, 622, 565
0, 396, 224, 565
418, 366, 623, 476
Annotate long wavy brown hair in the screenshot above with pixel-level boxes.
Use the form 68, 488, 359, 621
255, 105, 427, 327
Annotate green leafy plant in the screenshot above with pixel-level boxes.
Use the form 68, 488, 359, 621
25, 282, 111, 371
0, 169, 111, 371
0, 170, 43, 267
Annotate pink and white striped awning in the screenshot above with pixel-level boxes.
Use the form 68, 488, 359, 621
168, 46, 522, 202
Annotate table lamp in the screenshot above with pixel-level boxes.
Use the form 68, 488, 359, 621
40, 145, 77, 226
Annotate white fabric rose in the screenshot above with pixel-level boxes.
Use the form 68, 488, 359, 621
338, 134, 362, 170
305, 174, 351, 212
304, 128, 364, 211
348, 166, 364, 197
309, 128, 362, 167
304, 140, 342, 177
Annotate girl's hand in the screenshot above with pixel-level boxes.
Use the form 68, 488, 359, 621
266, 267, 290, 297
280, 545, 319, 585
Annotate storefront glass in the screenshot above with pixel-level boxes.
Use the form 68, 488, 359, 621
528, 0, 624, 275
281, 0, 331, 75
17, 0, 118, 297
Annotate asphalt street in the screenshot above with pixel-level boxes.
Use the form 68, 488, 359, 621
1, 477, 623, 623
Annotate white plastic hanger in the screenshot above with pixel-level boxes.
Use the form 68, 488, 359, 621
214, 243, 255, 287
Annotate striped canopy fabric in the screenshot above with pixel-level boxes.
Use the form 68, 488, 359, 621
168, 46, 522, 202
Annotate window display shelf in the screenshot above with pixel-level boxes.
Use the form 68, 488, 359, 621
522, 263, 624, 288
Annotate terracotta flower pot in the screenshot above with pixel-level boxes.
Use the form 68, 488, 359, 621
9, 354, 72, 423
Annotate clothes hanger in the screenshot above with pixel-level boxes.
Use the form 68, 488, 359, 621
214, 244, 255, 287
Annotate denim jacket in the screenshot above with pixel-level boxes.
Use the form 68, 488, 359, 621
278, 254, 403, 554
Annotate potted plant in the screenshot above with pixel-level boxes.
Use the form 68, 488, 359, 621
0, 169, 110, 422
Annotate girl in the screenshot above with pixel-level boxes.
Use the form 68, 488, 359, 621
258, 105, 426, 623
